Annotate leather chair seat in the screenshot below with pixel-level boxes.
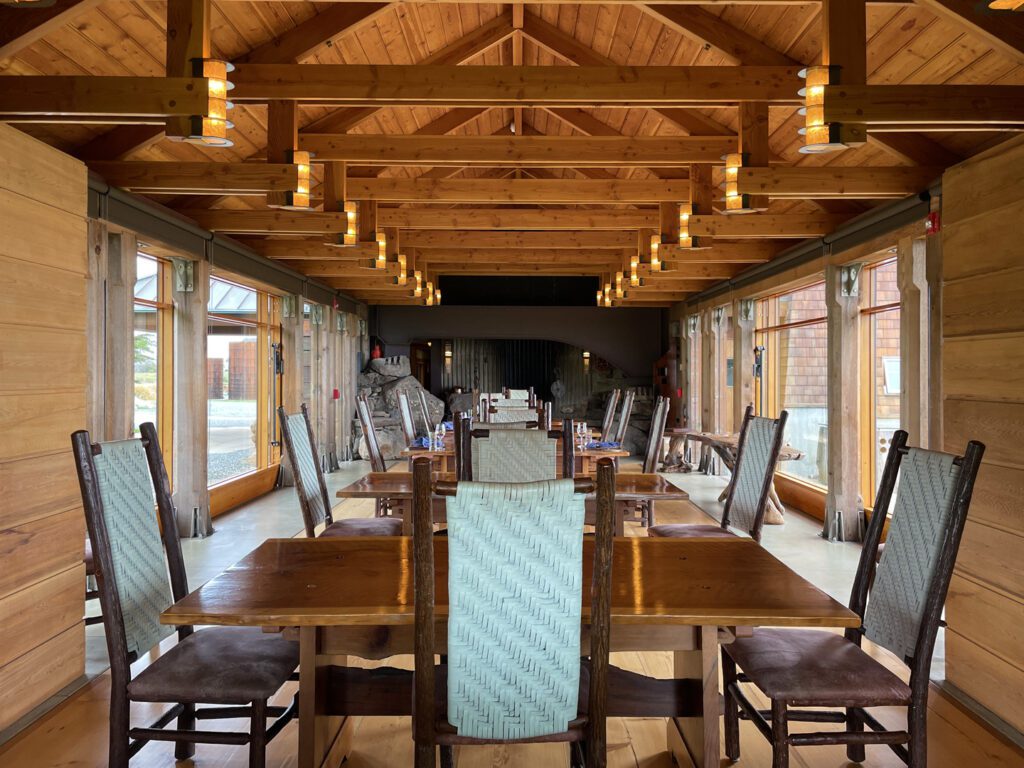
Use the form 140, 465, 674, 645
128, 627, 299, 705
648, 524, 737, 539
321, 517, 404, 537
724, 628, 912, 707
433, 662, 590, 744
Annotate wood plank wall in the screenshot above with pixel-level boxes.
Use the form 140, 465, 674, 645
0, 124, 88, 730
941, 135, 1024, 733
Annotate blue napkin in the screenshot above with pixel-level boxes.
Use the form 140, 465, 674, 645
586, 441, 621, 450
413, 436, 433, 448
442, 421, 454, 431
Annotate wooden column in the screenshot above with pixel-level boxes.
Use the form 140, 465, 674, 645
86, 220, 107, 439
897, 235, 929, 446
824, 262, 863, 541
689, 163, 714, 216
660, 202, 681, 244
739, 102, 770, 211
358, 200, 378, 243
171, 257, 211, 537
732, 298, 755, 427
165, 0, 210, 140
267, 101, 298, 208
823, 0, 867, 146
925, 198, 943, 450
279, 294, 304, 486
104, 231, 136, 441
701, 309, 719, 434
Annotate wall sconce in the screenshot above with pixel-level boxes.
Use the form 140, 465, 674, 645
434, 288, 441, 305
444, 340, 453, 369
603, 283, 612, 307
649, 234, 661, 271
425, 281, 434, 306
413, 270, 423, 298
629, 255, 640, 287
375, 232, 387, 269
679, 203, 696, 248
582, 350, 591, 371
596, 289, 603, 307
175, 59, 234, 147
615, 272, 624, 299
278, 150, 311, 210
797, 66, 847, 154
342, 201, 358, 245
396, 254, 407, 286
722, 153, 754, 214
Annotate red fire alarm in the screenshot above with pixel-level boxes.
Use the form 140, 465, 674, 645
332, 388, 340, 400
925, 210, 941, 235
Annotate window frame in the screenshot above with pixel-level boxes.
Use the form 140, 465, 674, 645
133, 253, 174, 477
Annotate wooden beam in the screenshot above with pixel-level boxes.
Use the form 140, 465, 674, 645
822, 85, 1024, 125
660, 241, 784, 263
688, 214, 849, 238
632, 279, 711, 292
297, 134, 736, 166
400, 230, 640, 249
265, 100, 298, 207
0, 0, 104, 60
300, 12, 514, 134
911, 0, 1024, 66
88, 162, 300, 194
520, 11, 733, 136
165, 0, 211, 141
180, 210, 360, 235
376, 208, 659, 229
228, 64, 803, 106
735, 166, 941, 198
821, 0, 867, 146
689, 163, 715, 217
410, 248, 634, 263
341, 178, 690, 203
279, 260, 399, 277
641, 4, 794, 66
425, 263, 621, 275
0, 77, 210, 118
739, 101, 771, 210
239, 238, 379, 259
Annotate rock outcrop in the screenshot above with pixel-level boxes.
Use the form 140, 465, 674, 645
354, 356, 445, 460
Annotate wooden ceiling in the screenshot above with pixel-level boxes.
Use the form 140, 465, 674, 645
2, 0, 1022, 307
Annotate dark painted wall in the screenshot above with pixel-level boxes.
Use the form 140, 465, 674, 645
372, 306, 666, 378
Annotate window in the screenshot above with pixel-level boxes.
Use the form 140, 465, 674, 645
860, 258, 901, 507
755, 282, 829, 488
687, 315, 702, 429
133, 254, 173, 468
207, 277, 282, 487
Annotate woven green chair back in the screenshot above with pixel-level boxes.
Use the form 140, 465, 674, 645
284, 412, 328, 529
446, 479, 586, 739
92, 439, 174, 657
490, 407, 536, 424
864, 448, 961, 661
728, 416, 782, 534
472, 429, 556, 482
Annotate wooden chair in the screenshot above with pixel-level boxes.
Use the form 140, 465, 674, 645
649, 405, 787, 541
456, 417, 574, 481
610, 389, 635, 445
410, 456, 615, 768
397, 390, 419, 447
721, 431, 985, 767
84, 537, 103, 626
542, 401, 553, 430
71, 423, 298, 768
625, 395, 670, 528
356, 394, 394, 518
598, 389, 621, 442
417, 388, 435, 434
278, 405, 402, 537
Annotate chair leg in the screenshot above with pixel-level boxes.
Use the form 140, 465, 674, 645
771, 699, 789, 768
570, 741, 585, 768
846, 707, 866, 762
415, 742, 436, 768
722, 652, 741, 762
440, 745, 455, 768
647, 500, 656, 528
174, 703, 196, 760
248, 699, 267, 768
908, 702, 927, 768
109, 690, 130, 768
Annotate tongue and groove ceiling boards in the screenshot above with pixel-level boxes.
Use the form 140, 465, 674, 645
2, 0, 1022, 307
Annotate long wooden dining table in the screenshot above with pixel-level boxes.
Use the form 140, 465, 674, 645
160, 537, 858, 768
399, 444, 631, 475
337, 471, 689, 535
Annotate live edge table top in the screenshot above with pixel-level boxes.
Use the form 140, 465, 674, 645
335, 471, 690, 502
161, 537, 859, 630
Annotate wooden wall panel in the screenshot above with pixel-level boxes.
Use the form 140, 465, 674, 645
941, 135, 1024, 735
0, 123, 88, 732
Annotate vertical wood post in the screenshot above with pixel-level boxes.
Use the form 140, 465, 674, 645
266, 101, 298, 208
733, 299, 755, 428
279, 294, 304, 485
897, 235, 929, 446
925, 198, 943, 450
739, 102, 770, 211
104, 231, 137, 441
165, 0, 210, 140
358, 200, 378, 243
86, 220, 108, 439
824, 262, 863, 541
822, 0, 867, 145
701, 309, 719, 435
659, 202, 681, 244
172, 257, 211, 536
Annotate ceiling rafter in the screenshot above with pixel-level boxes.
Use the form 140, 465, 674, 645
0, 0, 105, 61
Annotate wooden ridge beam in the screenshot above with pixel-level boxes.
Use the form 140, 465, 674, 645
297, 134, 736, 167
400, 230, 639, 249
735, 166, 941, 199
89, 161, 299, 194
520, 11, 732, 136
301, 11, 513, 134
822, 85, 1024, 125
228, 64, 803, 106
0, 77, 210, 118
410, 248, 635, 263
376, 207, 660, 230
688, 213, 849, 238
0, 0, 104, 60
342, 178, 691, 203
426, 263, 622, 275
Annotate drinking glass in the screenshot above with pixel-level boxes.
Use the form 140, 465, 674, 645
434, 422, 446, 450
576, 421, 589, 451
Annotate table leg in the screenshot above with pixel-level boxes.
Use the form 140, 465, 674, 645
667, 625, 720, 768
299, 627, 356, 768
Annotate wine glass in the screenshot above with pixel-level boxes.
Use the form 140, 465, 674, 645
576, 421, 589, 451
434, 422, 446, 450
